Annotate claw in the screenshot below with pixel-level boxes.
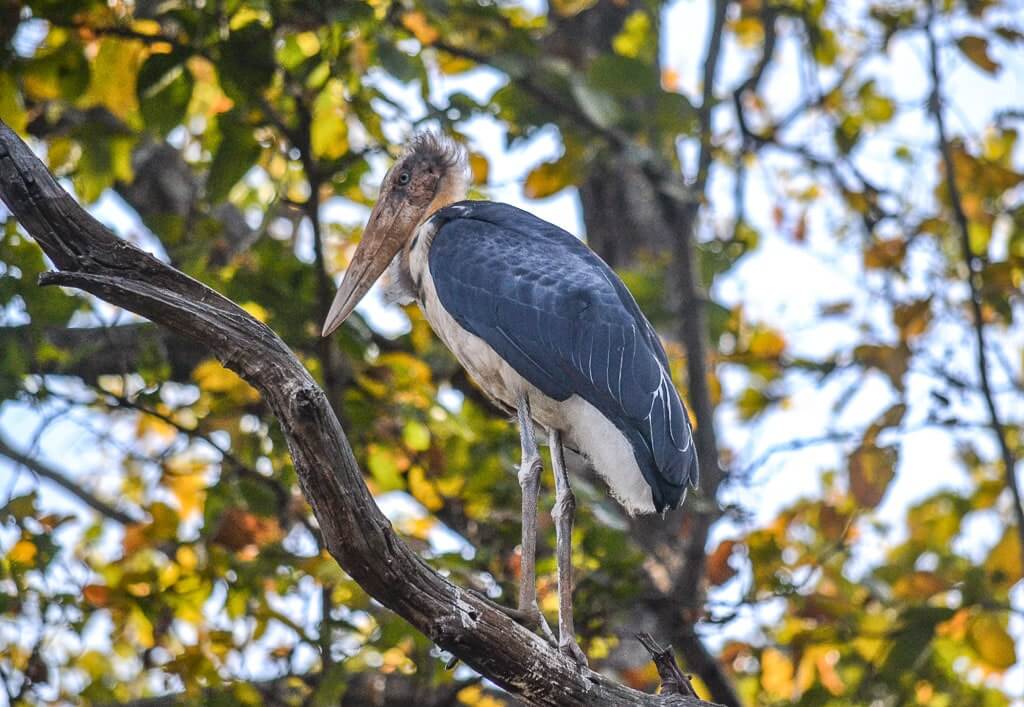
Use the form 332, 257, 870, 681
560, 638, 589, 668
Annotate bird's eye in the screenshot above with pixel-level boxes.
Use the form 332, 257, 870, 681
397, 171, 411, 185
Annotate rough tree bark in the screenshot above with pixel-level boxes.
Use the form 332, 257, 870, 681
0, 122, 720, 706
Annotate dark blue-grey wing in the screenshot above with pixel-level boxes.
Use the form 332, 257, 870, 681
428, 201, 697, 511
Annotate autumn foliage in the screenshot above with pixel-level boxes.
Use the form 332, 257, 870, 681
0, 0, 1021, 705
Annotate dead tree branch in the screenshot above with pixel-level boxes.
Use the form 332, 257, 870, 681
636, 633, 698, 698
0, 122, 718, 706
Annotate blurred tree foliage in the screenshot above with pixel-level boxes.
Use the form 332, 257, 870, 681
0, 0, 1021, 705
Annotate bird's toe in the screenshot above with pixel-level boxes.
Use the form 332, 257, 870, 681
560, 640, 589, 668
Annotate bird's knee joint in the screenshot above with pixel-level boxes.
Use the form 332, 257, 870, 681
518, 455, 542, 487
552, 492, 576, 522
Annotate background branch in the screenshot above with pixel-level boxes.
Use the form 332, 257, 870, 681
925, 7, 1024, 567
0, 432, 142, 525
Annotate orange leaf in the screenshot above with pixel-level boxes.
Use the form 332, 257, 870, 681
707, 539, 738, 585
83, 584, 111, 607
212, 508, 283, 552
401, 12, 439, 45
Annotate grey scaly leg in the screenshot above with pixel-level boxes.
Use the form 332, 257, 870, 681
515, 395, 555, 644
548, 427, 588, 667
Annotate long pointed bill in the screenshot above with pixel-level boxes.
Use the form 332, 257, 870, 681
321, 198, 419, 337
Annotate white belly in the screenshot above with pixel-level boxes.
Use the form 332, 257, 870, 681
407, 225, 656, 515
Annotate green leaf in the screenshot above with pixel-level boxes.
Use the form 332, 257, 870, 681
21, 38, 90, 102
570, 81, 622, 129
402, 421, 431, 452
367, 445, 404, 492
311, 79, 349, 160
207, 110, 260, 203
138, 52, 194, 135
0, 72, 27, 135
218, 22, 275, 100
967, 614, 1016, 671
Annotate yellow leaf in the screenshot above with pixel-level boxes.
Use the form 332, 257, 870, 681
128, 605, 155, 649
437, 51, 475, 75
985, 530, 1022, 588
401, 11, 439, 45
9, 539, 37, 565
892, 571, 948, 599
137, 412, 178, 442
409, 466, 443, 511
967, 613, 1016, 672
295, 31, 320, 57
760, 648, 794, 699
192, 359, 260, 403
82, 38, 143, 120
240, 301, 270, 323
612, 11, 652, 59
524, 158, 573, 199
311, 79, 349, 160
749, 329, 785, 358
176, 545, 199, 571
550, 0, 598, 16
435, 476, 464, 497
863, 238, 906, 269
77, 650, 109, 680
163, 457, 208, 518
229, 7, 272, 29
729, 16, 764, 48
469, 152, 489, 184
853, 343, 909, 390
815, 648, 844, 695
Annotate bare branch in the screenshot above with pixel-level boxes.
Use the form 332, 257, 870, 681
0, 121, 717, 706
0, 323, 205, 383
925, 6, 1024, 566
0, 432, 142, 525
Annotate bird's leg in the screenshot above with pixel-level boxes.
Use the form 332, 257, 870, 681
514, 396, 555, 644
548, 428, 588, 667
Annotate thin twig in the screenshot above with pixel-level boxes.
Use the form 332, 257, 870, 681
925, 5, 1024, 567
0, 433, 142, 525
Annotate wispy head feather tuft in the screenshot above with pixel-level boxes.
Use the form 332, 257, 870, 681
405, 131, 467, 171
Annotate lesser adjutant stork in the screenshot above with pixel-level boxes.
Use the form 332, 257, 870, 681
322, 134, 698, 665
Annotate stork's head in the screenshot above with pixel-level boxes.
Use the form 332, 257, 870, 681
322, 133, 468, 336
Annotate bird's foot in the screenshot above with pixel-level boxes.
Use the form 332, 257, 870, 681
560, 638, 589, 668
509, 604, 558, 647
465, 590, 557, 646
